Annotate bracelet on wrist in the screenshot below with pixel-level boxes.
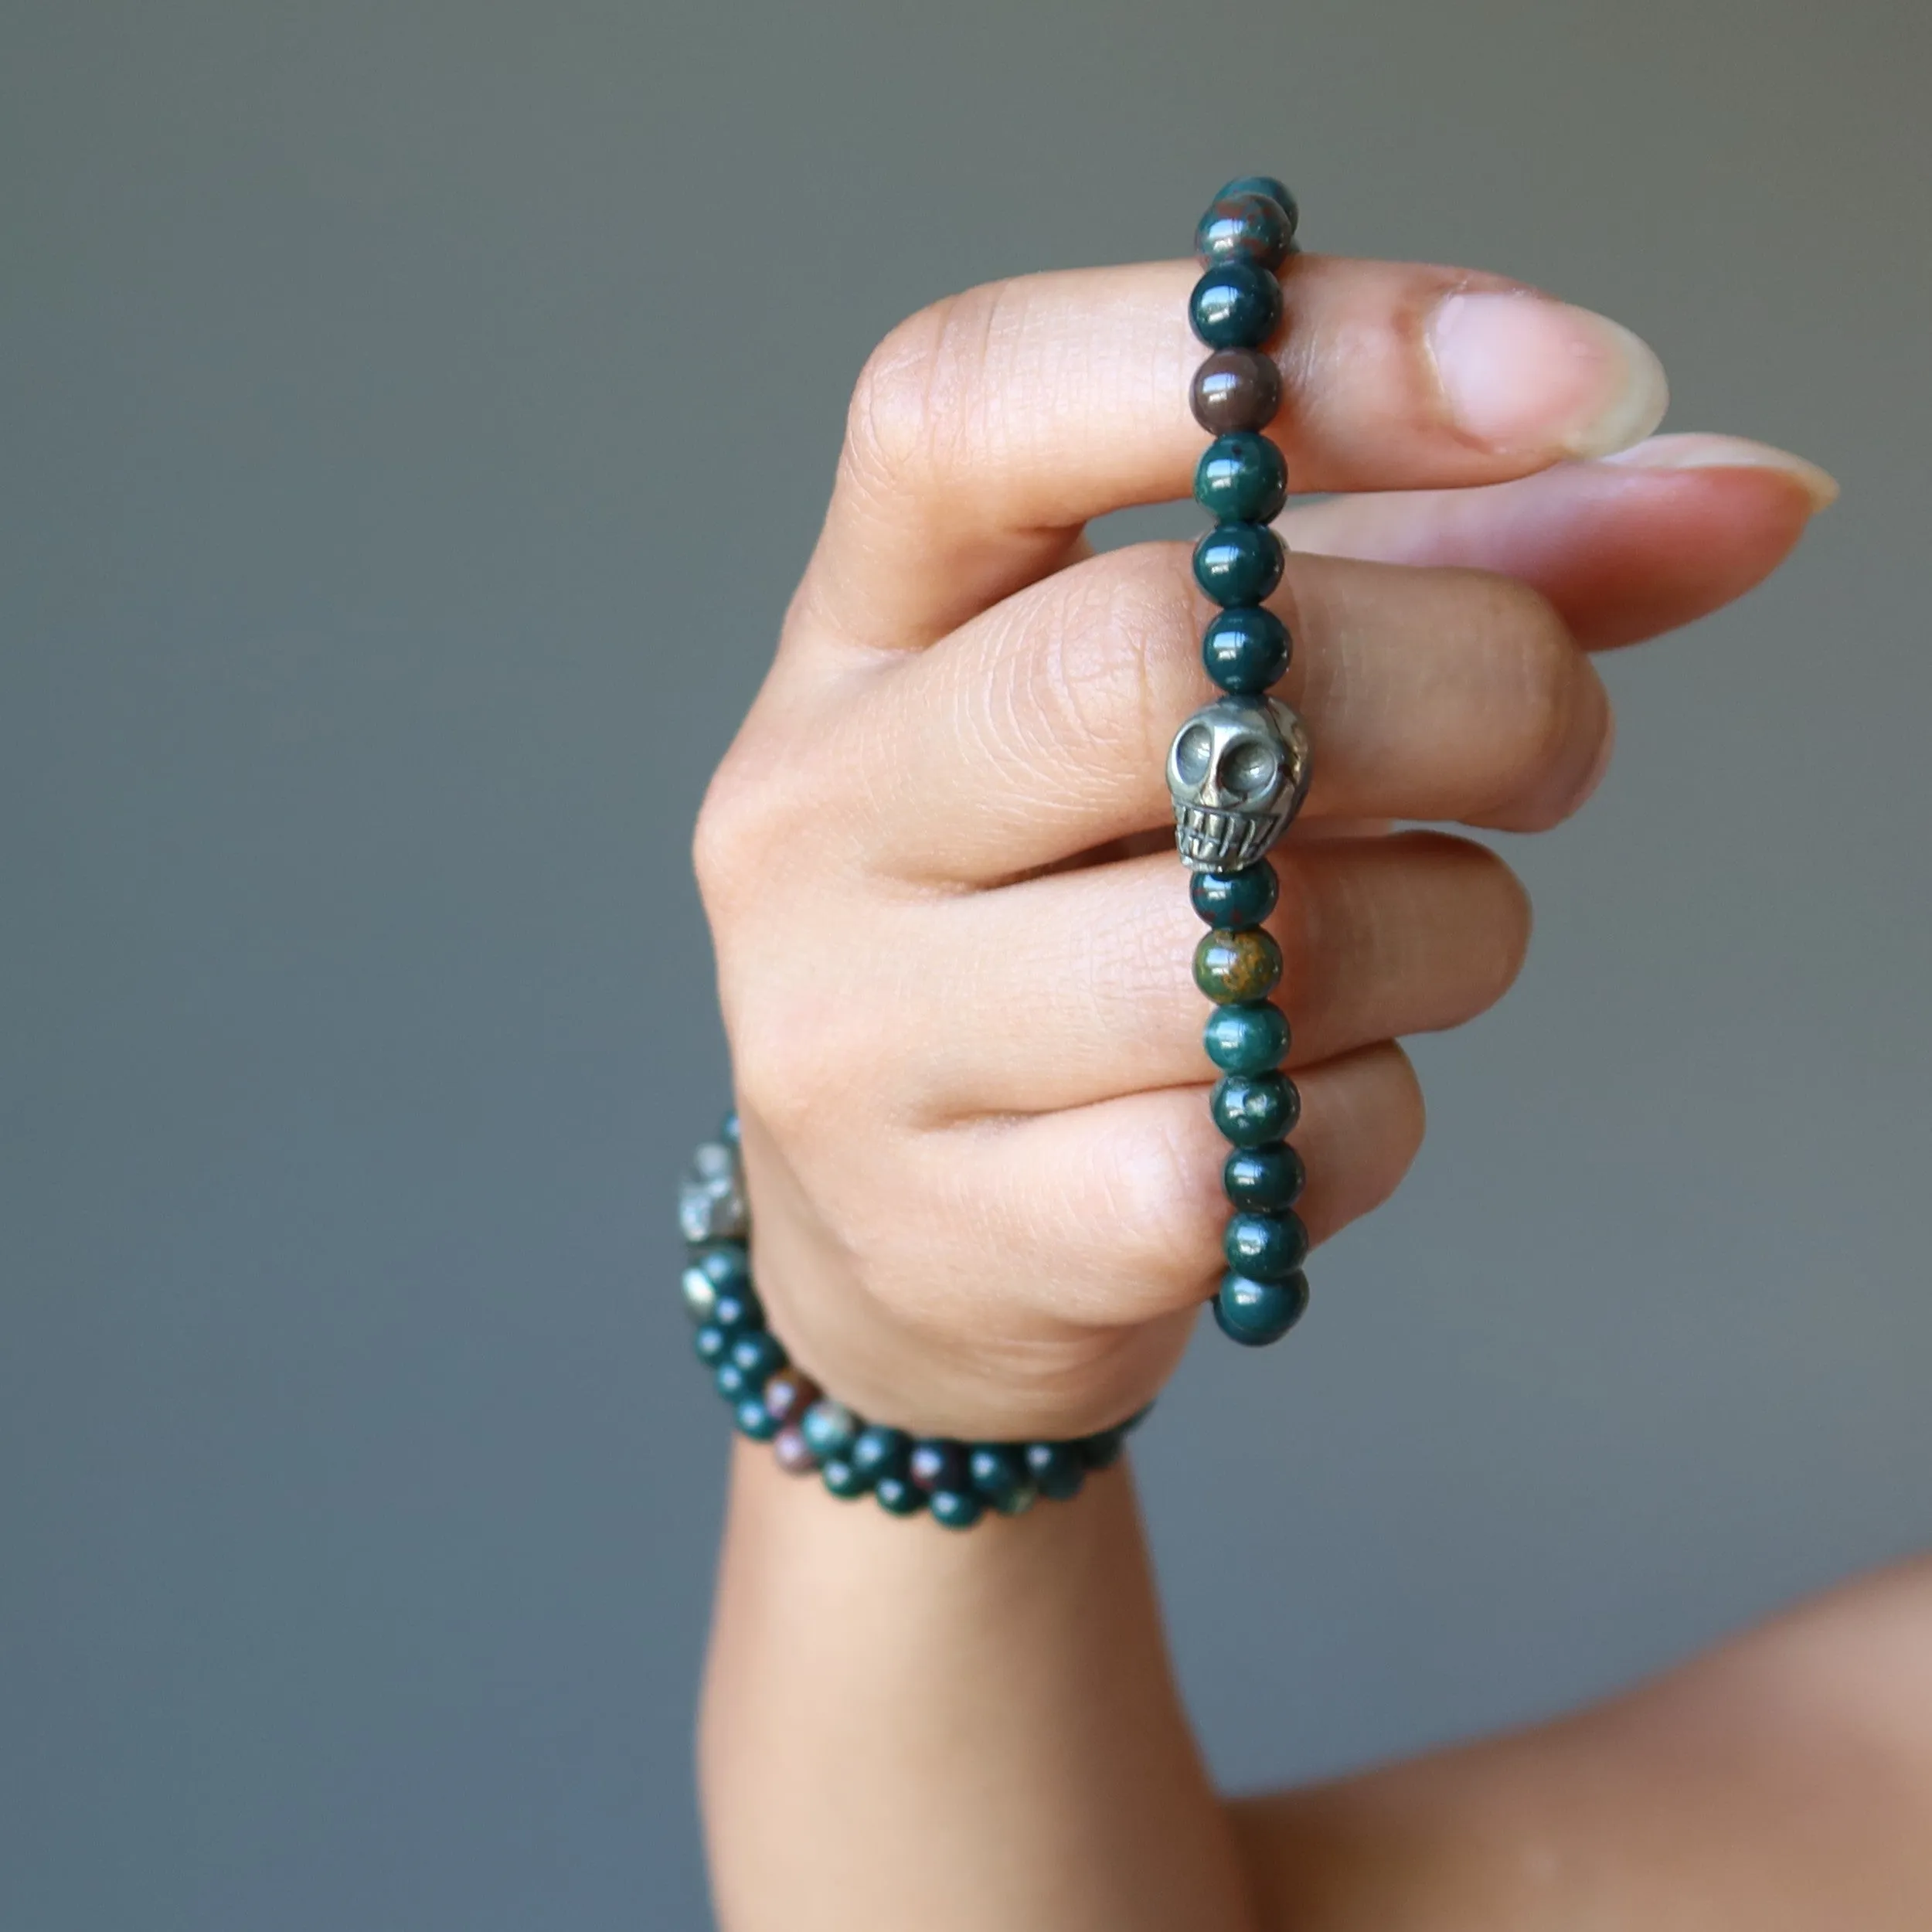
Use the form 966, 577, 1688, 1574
678, 1114, 1148, 1531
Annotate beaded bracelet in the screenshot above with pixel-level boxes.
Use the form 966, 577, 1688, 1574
679, 1117, 1147, 1529
1166, 175, 1315, 1349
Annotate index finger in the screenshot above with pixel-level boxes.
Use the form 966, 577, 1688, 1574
797, 255, 1668, 653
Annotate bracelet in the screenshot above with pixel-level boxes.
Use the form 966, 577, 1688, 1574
678, 1117, 1148, 1529
1168, 176, 1315, 1349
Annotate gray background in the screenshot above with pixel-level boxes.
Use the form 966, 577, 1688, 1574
4, 2, 1927, 1926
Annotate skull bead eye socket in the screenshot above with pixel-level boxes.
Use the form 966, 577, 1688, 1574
1174, 724, 1215, 786
1219, 736, 1281, 800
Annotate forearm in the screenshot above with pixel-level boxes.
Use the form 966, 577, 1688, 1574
699, 1440, 1257, 1932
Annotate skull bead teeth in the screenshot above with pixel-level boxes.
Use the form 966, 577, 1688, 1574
1165, 695, 1311, 872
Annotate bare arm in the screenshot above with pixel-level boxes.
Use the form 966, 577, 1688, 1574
703, 1451, 1253, 1932
1236, 1554, 1932, 1929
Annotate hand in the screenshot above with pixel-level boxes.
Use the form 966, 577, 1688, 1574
693, 254, 1831, 1442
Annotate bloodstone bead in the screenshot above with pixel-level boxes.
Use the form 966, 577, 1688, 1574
733, 1395, 779, 1441
1216, 175, 1299, 237
692, 1321, 730, 1367
1024, 1441, 1087, 1502
906, 1438, 968, 1495
820, 1456, 870, 1498
771, 1424, 819, 1475
680, 1268, 718, 1325
1203, 1002, 1290, 1074
1195, 190, 1296, 271
1080, 1427, 1126, 1471
730, 1330, 787, 1386
1223, 1141, 1305, 1211
1190, 862, 1279, 930
1224, 1209, 1310, 1280
1190, 347, 1282, 435
1192, 521, 1284, 607
1189, 262, 1282, 350
1213, 1268, 1310, 1346
682, 1242, 752, 1322
850, 1424, 910, 1486
1201, 605, 1291, 694
760, 1369, 820, 1429
1211, 1070, 1301, 1146
929, 1488, 985, 1531
800, 1398, 859, 1462
872, 1472, 927, 1516
708, 1285, 764, 1338
967, 1444, 1029, 1510
993, 1478, 1038, 1515
713, 1359, 750, 1403
1193, 927, 1283, 1004
1195, 433, 1288, 525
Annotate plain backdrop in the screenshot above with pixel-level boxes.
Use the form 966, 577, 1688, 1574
5, 2, 1929, 1926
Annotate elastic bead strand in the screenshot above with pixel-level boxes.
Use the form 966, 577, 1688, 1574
1183, 176, 1313, 1349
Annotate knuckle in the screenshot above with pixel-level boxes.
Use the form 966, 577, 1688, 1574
839, 279, 1021, 500
689, 743, 770, 923
1444, 834, 1535, 1003
1478, 576, 1589, 819
985, 549, 1184, 788
1379, 1042, 1427, 1169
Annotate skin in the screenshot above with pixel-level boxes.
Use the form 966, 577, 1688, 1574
694, 252, 1926, 1929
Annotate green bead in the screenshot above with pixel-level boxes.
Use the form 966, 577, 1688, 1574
1203, 1002, 1289, 1073
682, 1241, 751, 1321
873, 1473, 927, 1516
1189, 862, 1279, 930
820, 1456, 870, 1498
800, 1399, 859, 1461
967, 1444, 1029, 1511
1192, 520, 1284, 607
1201, 606, 1291, 694
1211, 1071, 1301, 1146
851, 1425, 910, 1487
692, 1321, 730, 1367
1189, 262, 1282, 349
1195, 191, 1296, 271
930, 1488, 985, 1530
729, 1330, 787, 1386
733, 1395, 779, 1440
713, 1359, 751, 1402
1193, 927, 1283, 1003
1223, 1209, 1309, 1280
1216, 176, 1299, 237
1213, 1268, 1309, 1346
1080, 1427, 1126, 1470
1195, 433, 1287, 524
708, 1284, 764, 1337
1223, 1141, 1305, 1211
1024, 1441, 1086, 1502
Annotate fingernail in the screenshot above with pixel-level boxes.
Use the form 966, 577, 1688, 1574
1427, 291, 1669, 458
1602, 432, 1839, 511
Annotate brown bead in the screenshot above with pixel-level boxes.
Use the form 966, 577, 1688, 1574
761, 1369, 820, 1429
772, 1426, 818, 1475
1192, 927, 1284, 1004
1190, 348, 1282, 435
